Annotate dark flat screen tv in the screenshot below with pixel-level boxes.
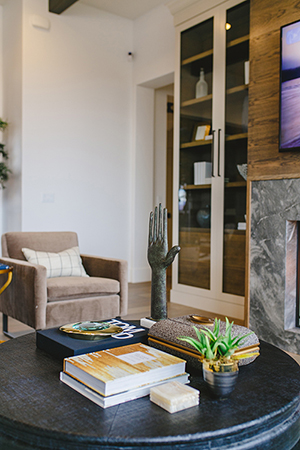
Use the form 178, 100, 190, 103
279, 19, 300, 152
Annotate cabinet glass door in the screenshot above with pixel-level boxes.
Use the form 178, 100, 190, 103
223, 0, 249, 296
178, 18, 213, 290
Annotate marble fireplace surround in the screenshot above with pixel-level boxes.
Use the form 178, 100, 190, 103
250, 178, 300, 355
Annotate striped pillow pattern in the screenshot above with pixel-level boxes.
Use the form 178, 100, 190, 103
22, 246, 89, 279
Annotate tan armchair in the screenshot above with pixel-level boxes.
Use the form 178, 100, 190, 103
0, 232, 128, 333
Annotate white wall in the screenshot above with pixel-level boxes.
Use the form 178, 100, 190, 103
130, 5, 175, 282
154, 84, 174, 208
1, 0, 176, 282
3, 0, 133, 261
0, 6, 3, 238
2, 0, 23, 234
133, 5, 175, 87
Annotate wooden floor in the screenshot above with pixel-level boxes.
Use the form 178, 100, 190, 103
122, 282, 244, 325
0, 281, 299, 365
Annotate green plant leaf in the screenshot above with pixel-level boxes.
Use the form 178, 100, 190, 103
231, 332, 253, 348
204, 336, 214, 359
0, 119, 8, 131
193, 326, 204, 343
213, 318, 220, 337
177, 336, 205, 355
201, 328, 216, 341
0, 146, 8, 160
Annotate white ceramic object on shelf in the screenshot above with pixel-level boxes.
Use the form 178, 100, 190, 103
237, 163, 247, 180
195, 68, 208, 98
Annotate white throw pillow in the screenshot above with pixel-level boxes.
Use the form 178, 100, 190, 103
22, 246, 89, 279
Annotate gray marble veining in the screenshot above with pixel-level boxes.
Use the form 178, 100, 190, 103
250, 179, 300, 355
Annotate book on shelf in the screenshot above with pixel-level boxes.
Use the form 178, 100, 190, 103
194, 161, 212, 185
60, 371, 189, 409
36, 318, 148, 360
63, 342, 187, 397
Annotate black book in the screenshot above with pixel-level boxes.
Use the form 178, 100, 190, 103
36, 319, 148, 361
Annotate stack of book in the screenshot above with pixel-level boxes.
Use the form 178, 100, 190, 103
60, 342, 189, 408
37, 318, 149, 360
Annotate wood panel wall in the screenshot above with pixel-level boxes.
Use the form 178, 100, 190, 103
245, 0, 300, 324
248, 0, 300, 180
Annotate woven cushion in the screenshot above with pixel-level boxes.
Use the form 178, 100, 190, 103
148, 316, 260, 368
47, 276, 120, 302
22, 246, 88, 279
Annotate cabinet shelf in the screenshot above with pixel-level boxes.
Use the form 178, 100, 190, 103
183, 181, 246, 190
225, 133, 247, 141
226, 34, 249, 49
181, 94, 212, 108
181, 49, 213, 66
184, 184, 211, 190
226, 84, 248, 95
180, 35, 248, 68
180, 84, 246, 112
181, 139, 212, 149
225, 181, 246, 188
180, 133, 247, 149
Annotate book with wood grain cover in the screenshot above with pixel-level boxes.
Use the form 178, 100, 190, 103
63, 343, 186, 397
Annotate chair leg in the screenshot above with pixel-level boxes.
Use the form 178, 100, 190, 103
2, 313, 8, 332
2, 313, 15, 339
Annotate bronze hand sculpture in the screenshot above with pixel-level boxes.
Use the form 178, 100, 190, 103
147, 204, 180, 320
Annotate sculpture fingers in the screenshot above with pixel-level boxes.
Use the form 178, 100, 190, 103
163, 207, 168, 252
153, 206, 158, 242
158, 203, 163, 241
148, 211, 153, 246
165, 245, 181, 267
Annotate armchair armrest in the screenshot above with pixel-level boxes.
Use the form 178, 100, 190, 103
81, 255, 128, 317
0, 257, 47, 330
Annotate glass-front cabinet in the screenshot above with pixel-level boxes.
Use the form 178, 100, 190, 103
172, 0, 249, 320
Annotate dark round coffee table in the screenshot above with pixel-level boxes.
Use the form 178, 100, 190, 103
0, 332, 299, 449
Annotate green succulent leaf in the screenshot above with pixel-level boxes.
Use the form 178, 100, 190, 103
177, 317, 256, 363
201, 328, 216, 341
204, 335, 214, 360
177, 336, 206, 355
193, 326, 204, 343
213, 318, 220, 337
231, 332, 253, 347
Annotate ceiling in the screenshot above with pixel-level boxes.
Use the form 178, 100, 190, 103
0, 0, 170, 19
79, 0, 170, 20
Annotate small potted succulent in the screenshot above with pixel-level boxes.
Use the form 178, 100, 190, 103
178, 317, 259, 398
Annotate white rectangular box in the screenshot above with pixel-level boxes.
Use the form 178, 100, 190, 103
194, 162, 212, 185
238, 222, 246, 230
244, 61, 249, 85
150, 380, 199, 413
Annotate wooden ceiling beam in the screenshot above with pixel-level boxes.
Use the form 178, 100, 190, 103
49, 0, 78, 14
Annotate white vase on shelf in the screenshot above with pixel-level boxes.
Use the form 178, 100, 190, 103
195, 68, 208, 99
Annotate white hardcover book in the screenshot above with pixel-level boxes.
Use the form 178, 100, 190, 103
60, 372, 190, 408
204, 162, 212, 183
194, 162, 212, 185
199, 162, 204, 184
194, 162, 200, 185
